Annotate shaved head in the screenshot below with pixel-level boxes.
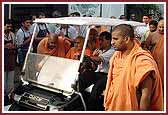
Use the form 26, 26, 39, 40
112, 24, 135, 40
48, 33, 58, 49
157, 19, 164, 34
158, 19, 164, 25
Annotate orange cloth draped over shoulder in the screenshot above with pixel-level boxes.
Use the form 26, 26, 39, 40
152, 36, 164, 86
37, 36, 71, 58
104, 40, 163, 111
66, 47, 92, 59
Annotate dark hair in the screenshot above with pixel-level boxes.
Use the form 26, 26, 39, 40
158, 16, 164, 22
112, 24, 134, 40
83, 14, 87, 17
5, 19, 13, 25
73, 12, 80, 17
149, 20, 158, 27
21, 16, 31, 23
119, 15, 126, 19
99, 31, 111, 41
143, 13, 150, 18
148, 14, 153, 18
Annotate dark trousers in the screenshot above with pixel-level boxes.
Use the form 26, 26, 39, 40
79, 71, 107, 110
18, 48, 28, 69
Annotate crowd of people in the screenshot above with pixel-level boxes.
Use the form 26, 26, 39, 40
4, 11, 164, 111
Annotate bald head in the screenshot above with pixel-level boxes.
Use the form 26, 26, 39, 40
158, 19, 164, 25
75, 36, 85, 50
89, 28, 98, 41
48, 33, 58, 40
112, 24, 135, 40
157, 19, 164, 34
48, 33, 58, 49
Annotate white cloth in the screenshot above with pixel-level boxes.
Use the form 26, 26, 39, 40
135, 23, 149, 40
96, 47, 115, 73
4, 32, 15, 43
140, 30, 150, 43
48, 23, 60, 33
55, 25, 78, 39
15, 28, 31, 46
30, 23, 52, 35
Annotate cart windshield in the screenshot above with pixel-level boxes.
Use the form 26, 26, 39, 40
23, 53, 80, 93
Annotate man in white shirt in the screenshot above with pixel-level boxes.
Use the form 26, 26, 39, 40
135, 14, 150, 41
78, 31, 115, 110
4, 19, 16, 105
16, 16, 32, 68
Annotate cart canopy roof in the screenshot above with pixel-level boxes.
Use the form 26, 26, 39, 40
34, 17, 145, 26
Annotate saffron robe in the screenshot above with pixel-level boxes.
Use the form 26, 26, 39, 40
66, 47, 92, 59
37, 36, 71, 58
104, 40, 163, 111
152, 36, 164, 86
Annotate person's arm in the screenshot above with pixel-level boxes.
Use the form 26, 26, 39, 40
139, 72, 153, 111
64, 39, 71, 54
21, 35, 32, 47
4, 43, 16, 49
90, 49, 103, 62
92, 48, 101, 56
64, 37, 75, 44
143, 33, 152, 51
16, 30, 32, 48
90, 56, 102, 62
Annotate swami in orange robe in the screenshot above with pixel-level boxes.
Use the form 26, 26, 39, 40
37, 36, 71, 58
152, 36, 164, 86
66, 36, 92, 59
87, 28, 100, 53
104, 40, 163, 111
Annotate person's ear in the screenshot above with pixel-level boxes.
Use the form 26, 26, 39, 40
124, 36, 130, 44
21, 22, 24, 26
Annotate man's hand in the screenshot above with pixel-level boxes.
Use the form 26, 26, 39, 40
92, 49, 101, 56
5, 43, 16, 49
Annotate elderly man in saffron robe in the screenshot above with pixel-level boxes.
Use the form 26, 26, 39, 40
37, 33, 71, 57
144, 19, 164, 87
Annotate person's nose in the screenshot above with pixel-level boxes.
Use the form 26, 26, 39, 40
111, 39, 115, 46
8, 27, 12, 31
